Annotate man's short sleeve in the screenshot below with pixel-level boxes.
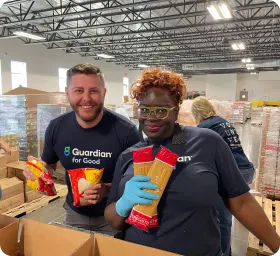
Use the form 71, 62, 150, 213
124, 126, 141, 149
214, 134, 250, 198
41, 121, 59, 164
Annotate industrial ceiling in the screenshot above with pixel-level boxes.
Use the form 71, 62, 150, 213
0, 0, 280, 75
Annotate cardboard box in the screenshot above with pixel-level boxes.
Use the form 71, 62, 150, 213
6, 148, 19, 164
1, 218, 93, 256
7, 161, 26, 180
0, 193, 24, 213
0, 215, 18, 255
0, 177, 24, 200
0, 167, 7, 179
0, 154, 7, 168
93, 233, 179, 255
25, 190, 43, 203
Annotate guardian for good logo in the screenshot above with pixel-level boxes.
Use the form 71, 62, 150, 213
64, 146, 71, 156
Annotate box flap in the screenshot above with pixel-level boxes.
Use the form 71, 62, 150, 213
0, 214, 19, 255
72, 237, 93, 256
6, 161, 26, 170
20, 219, 92, 256
93, 234, 179, 256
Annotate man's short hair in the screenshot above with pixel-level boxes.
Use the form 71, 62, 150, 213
66, 64, 105, 87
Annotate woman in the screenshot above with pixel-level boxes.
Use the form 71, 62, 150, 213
105, 68, 280, 256
191, 96, 255, 256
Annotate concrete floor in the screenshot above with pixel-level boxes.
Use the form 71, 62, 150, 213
23, 120, 262, 256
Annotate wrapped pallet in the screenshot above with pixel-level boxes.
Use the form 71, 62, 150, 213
0, 89, 68, 161
257, 107, 280, 197
229, 101, 247, 124
177, 100, 196, 126
251, 107, 263, 125
37, 104, 72, 182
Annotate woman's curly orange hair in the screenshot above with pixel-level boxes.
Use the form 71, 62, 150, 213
131, 67, 187, 106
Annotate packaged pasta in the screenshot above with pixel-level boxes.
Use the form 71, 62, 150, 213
127, 146, 178, 231
26, 160, 57, 196
68, 168, 104, 207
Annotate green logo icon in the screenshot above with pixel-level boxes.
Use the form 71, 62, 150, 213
64, 146, 71, 156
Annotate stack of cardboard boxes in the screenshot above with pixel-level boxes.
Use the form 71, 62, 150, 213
0, 148, 42, 213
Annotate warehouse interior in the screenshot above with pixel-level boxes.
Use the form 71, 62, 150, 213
0, 0, 280, 256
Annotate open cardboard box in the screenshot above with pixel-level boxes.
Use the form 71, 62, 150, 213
0, 216, 93, 256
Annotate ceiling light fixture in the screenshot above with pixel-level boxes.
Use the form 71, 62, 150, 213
250, 72, 257, 75
231, 42, 245, 50
241, 58, 251, 63
13, 31, 45, 40
97, 53, 115, 59
207, 2, 232, 20
138, 64, 150, 68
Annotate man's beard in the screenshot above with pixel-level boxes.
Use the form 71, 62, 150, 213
70, 101, 104, 123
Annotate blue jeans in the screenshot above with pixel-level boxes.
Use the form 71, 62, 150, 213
217, 168, 255, 256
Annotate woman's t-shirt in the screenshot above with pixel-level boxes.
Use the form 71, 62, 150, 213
198, 116, 253, 169
107, 125, 250, 256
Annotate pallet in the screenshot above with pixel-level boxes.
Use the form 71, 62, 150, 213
3, 184, 67, 218
247, 196, 280, 256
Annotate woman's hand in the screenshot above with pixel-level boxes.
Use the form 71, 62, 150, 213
0, 140, 11, 156
116, 175, 159, 217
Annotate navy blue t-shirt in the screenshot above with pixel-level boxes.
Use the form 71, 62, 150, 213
198, 116, 253, 169
41, 108, 140, 217
107, 125, 250, 256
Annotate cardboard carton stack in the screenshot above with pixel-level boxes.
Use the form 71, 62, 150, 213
229, 101, 247, 124
0, 215, 178, 256
0, 134, 18, 149
37, 104, 71, 182
251, 107, 263, 125
257, 107, 280, 197
0, 88, 68, 161
211, 100, 233, 120
177, 100, 196, 126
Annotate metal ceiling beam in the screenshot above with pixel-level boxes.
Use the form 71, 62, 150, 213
24, 14, 280, 45
46, 26, 280, 50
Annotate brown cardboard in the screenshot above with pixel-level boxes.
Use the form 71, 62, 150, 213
93, 234, 179, 256
0, 215, 18, 256
0, 154, 6, 168
0, 193, 24, 213
3, 87, 50, 95
19, 219, 93, 256
6, 148, 19, 164
25, 190, 43, 203
0, 177, 24, 200
0, 167, 7, 179
7, 161, 26, 180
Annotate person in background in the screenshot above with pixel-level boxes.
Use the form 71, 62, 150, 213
23, 64, 140, 235
0, 140, 11, 156
104, 67, 280, 256
191, 96, 255, 256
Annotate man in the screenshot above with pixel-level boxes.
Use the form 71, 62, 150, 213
23, 64, 140, 235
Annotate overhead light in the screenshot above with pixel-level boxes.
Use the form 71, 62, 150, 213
207, 2, 232, 20
138, 64, 150, 68
13, 31, 45, 40
241, 58, 251, 63
250, 72, 257, 75
0, 0, 7, 8
219, 3, 232, 19
231, 42, 245, 50
97, 53, 115, 59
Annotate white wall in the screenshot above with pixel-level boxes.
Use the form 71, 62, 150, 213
187, 71, 280, 101
0, 39, 141, 105
206, 74, 237, 102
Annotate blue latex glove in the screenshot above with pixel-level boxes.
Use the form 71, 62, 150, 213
116, 175, 159, 217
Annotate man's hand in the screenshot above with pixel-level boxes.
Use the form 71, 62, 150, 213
83, 182, 111, 205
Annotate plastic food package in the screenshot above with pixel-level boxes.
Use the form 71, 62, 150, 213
26, 160, 57, 196
68, 168, 104, 207
127, 146, 178, 231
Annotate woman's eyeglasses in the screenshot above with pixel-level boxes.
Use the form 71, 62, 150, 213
137, 106, 176, 120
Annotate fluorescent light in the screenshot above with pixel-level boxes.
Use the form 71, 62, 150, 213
207, 5, 222, 20
242, 58, 252, 63
250, 72, 257, 75
13, 31, 45, 40
219, 3, 232, 19
232, 44, 239, 50
239, 43, 245, 50
97, 53, 115, 59
247, 58, 251, 63
0, 0, 7, 8
138, 64, 150, 68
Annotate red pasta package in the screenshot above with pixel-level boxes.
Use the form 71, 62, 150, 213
25, 160, 57, 196
127, 146, 178, 231
68, 168, 104, 207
